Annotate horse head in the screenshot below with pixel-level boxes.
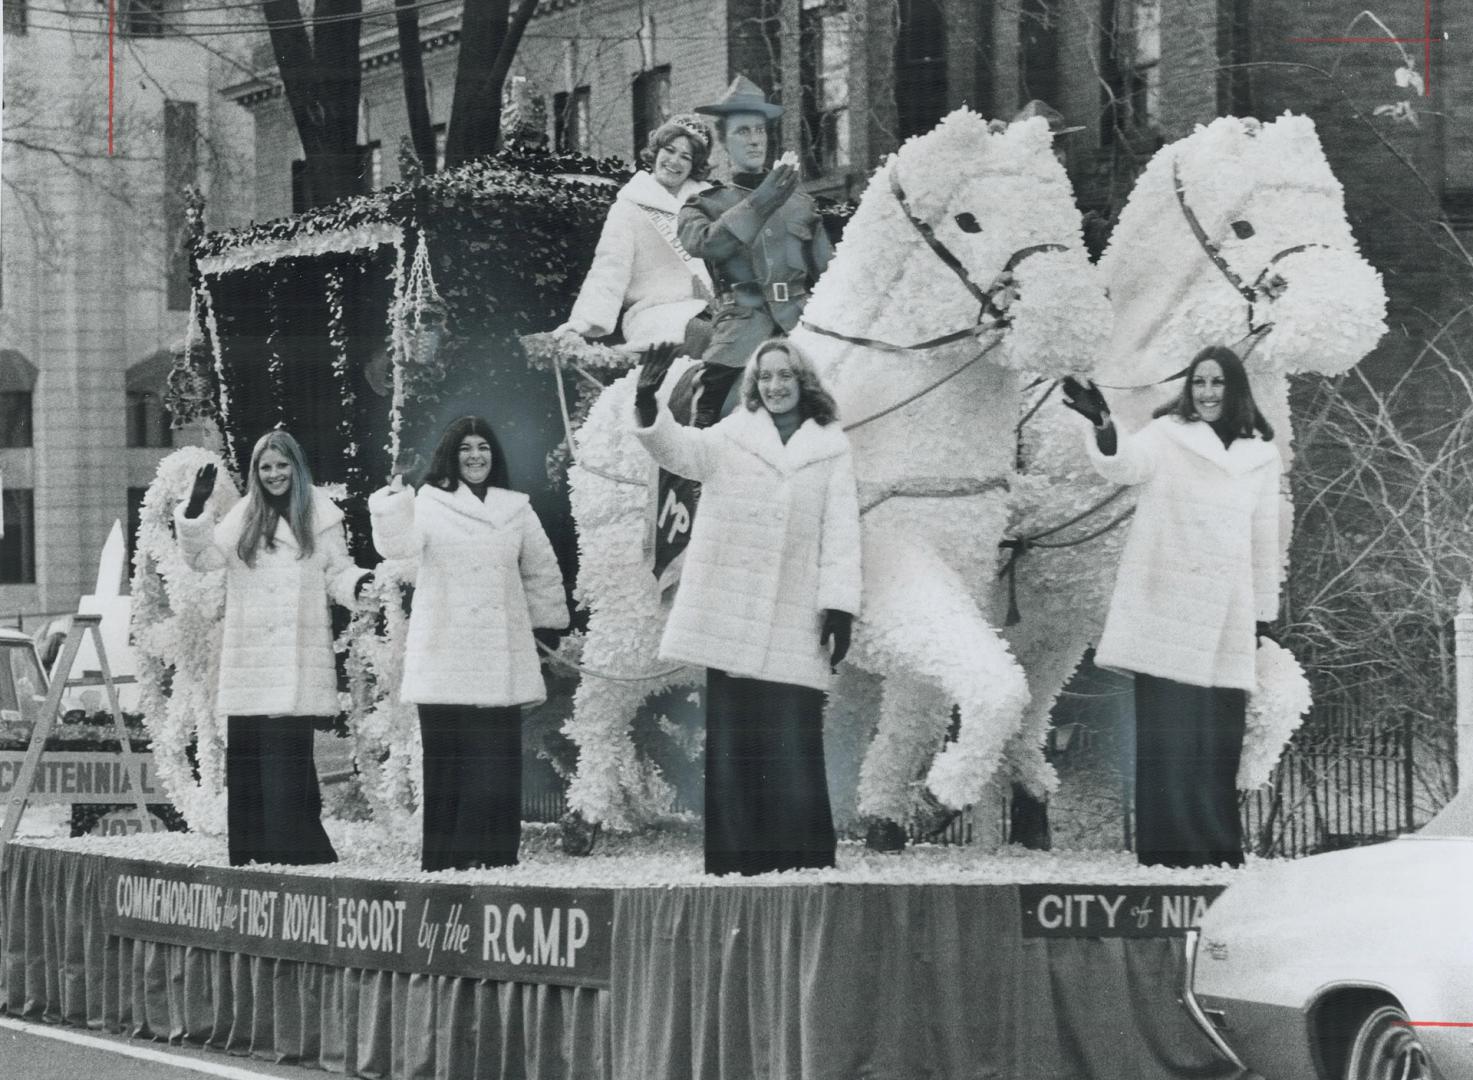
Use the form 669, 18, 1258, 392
1098, 113, 1387, 435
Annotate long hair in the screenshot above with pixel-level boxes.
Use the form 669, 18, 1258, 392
421, 416, 511, 492
1153, 344, 1274, 441
639, 117, 713, 182
237, 429, 316, 566
740, 338, 839, 426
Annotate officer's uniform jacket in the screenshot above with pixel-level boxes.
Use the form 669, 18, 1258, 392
677, 174, 833, 368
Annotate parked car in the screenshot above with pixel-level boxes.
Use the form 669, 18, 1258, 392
1184, 784, 1473, 1080
0, 628, 49, 727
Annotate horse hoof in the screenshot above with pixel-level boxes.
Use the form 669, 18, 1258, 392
865, 818, 908, 853
559, 811, 600, 857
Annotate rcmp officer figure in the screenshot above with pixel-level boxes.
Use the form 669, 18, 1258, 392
679, 75, 833, 427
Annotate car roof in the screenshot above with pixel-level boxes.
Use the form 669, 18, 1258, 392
1419, 784, 1473, 838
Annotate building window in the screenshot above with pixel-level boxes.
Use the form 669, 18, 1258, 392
801, 1, 851, 177
895, 0, 946, 141
1103, 0, 1160, 140
120, 0, 168, 37
0, 394, 33, 449
126, 391, 173, 449
631, 65, 671, 157
126, 352, 174, 448
2, 0, 24, 37
554, 86, 591, 155
0, 352, 37, 449
164, 100, 198, 312
0, 489, 36, 585
1020, 0, 1061, 113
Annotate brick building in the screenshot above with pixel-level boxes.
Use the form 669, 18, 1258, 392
0, 5, 254, 623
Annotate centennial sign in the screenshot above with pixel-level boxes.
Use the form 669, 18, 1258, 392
0, 751, 161, 805
1018, 884, 1226, 938
101, 859, 615, 988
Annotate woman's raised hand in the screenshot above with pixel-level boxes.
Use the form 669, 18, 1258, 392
634, 343, 679, 425
184, 464, 217, 519
1060, 376, 1110, 428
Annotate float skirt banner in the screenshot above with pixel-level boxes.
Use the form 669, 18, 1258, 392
101, 859, 613, 988
1018, 884, 1226, 938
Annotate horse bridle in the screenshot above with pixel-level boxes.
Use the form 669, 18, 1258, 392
1171, 157, 1330, 336
800, 160, 1067, 353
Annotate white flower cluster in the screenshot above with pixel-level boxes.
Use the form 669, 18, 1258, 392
561, 363, 700, 829
337, 564, 422, 829
1239, 640, 1313, 791
129, 446, 240, 835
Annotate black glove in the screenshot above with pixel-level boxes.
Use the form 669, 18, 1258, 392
1060, 377, 1110, 428
748, 160, 799, 216
635, 343, 679, 426
821, 609, 852, 670
184, 464, 217, 519
1255, 621, 1277, 645
533, 628, 562, 654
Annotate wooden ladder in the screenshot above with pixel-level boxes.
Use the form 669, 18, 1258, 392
0, 613, 152, 851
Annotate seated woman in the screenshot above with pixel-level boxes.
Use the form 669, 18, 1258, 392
631, 339, 862, 875
557, 115, 716, 351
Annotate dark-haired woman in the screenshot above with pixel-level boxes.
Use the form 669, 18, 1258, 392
633, 339, 862, 875
556, 114, 716, 351
1063, 345, 1282, 868
370, 417, 569, 871
177, 430, 370, 866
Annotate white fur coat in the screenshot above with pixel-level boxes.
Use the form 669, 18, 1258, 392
567, 170, 712, 349
1088, 416, 1281, 690
634, 406, 861, 691
369, 484, 568, 707
175, 488, 367, 717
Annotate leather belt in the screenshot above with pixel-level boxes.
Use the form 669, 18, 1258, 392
721, 280, 809, 305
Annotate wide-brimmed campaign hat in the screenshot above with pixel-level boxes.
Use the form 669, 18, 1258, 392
1012, 99, 1086, 135
695, 75, 784, 120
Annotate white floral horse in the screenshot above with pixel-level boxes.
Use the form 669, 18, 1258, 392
562, 108, 1111, 833
1006, 113, 1387, 818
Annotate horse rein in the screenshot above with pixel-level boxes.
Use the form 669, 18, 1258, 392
801, 160, 1066, 353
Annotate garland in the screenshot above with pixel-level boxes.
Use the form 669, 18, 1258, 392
196, 281, 236, 473
264, 275, 287, 427
129, 446, 241, 834
324, 266, 365, 493
335, 565, 420, 829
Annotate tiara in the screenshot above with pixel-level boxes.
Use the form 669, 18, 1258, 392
667, 113, 714, 149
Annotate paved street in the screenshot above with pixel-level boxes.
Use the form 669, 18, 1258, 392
0, 1018, 314, 1080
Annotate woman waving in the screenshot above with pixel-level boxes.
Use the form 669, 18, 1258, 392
176, 430, 369, 866
1064, 345, 1281, 868
632, 339, 861, 875
370, 417, 569, 871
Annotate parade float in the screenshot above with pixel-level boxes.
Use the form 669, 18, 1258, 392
1, 115, 1386, 1080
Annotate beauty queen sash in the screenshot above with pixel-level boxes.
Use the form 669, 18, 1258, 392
637, 203, 713, 300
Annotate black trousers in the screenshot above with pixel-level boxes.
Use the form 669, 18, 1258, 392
705, 669, 836, 876
692, 363, 746, 429
226, 715, 337, 867
1133, 674, 1247, 868
418, 704, 522, 871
